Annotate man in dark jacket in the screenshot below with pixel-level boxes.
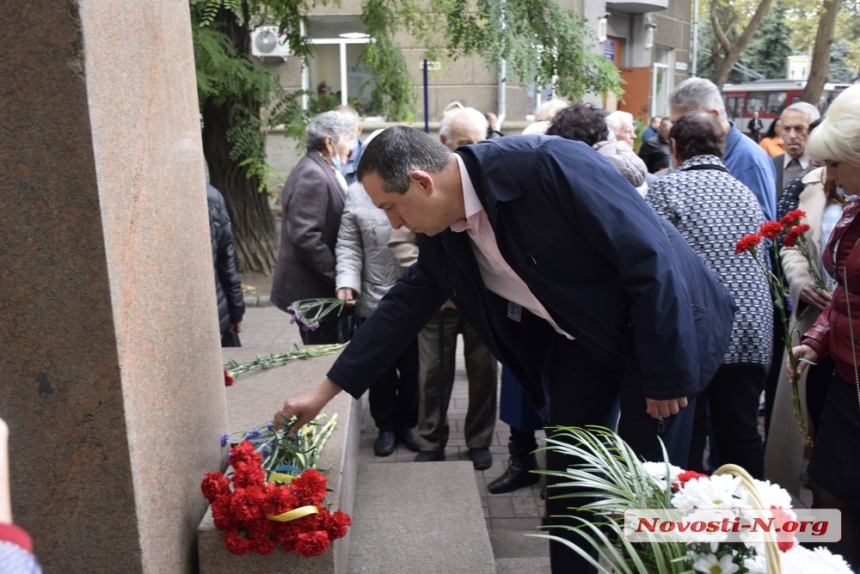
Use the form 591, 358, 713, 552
274, 128, 735, 573
638, 117, 673, 173
207, 184, 244, 347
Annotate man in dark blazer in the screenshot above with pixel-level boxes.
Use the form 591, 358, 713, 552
637, 117, 672, 173
274, 128, 735, 573
270, 111, 355, 343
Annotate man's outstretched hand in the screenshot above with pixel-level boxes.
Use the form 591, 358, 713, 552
645, 397, 689, 419
274, 378, 343, 434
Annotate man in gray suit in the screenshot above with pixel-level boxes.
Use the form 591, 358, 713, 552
270, 111, 357, 344
772, 102, 820, 197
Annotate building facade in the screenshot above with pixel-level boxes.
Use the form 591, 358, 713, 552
261, 0, 691, 172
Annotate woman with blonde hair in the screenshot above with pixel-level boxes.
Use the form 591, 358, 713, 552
788, 84, 860, 568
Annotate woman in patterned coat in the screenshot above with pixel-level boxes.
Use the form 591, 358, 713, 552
645, 112, 773, 478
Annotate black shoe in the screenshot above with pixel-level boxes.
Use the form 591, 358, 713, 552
398, 427, 421, 452
487, 452, 540, 494
414, 450, 445, 462
469, 447, 493, 470
374, 430, 396, 457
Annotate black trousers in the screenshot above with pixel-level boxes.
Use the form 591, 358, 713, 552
368, 335, 420, 431
543, 338, 624, 574
688, 363, 766, 478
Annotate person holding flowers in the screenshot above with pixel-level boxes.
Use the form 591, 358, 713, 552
785, 84, 860, 569
645, 112, 773, 479
764, 167, 846, 497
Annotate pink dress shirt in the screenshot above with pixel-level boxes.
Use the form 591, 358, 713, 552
449, 155, 574, 339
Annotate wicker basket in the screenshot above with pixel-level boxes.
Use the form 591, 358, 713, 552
713, 463, 781, 573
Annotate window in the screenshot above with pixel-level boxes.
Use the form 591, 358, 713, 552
746, 93, 766, 115
651, 48, 672, 118
766, 91, 787, 115
303, 17, 374, 114
726, 96, 745, 120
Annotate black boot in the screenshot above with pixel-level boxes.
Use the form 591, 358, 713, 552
487, 442, 540, 494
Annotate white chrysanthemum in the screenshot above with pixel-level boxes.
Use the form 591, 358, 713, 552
642, 461, 683, 485
742, 552, 767, 573
672, 474, 749, 510
750, 479, 793, 509
777, 546, 854, 573
692, 552, 740, 574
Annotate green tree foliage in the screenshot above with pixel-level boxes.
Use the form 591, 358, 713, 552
742, 1, 792, 78
191, 0, 621, 273
830, 39, 857, 82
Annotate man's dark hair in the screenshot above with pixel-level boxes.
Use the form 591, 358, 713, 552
670, 112, 726, 162
356, 126, 451, 194
545, 103, 609, 147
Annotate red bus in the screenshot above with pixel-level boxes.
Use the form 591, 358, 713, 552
721, 79, 849, 134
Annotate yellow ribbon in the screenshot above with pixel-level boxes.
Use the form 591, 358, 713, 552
268, 473, 295, 484
266, 505, 319, 523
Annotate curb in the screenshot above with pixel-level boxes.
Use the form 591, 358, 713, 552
243, 294, 273, 308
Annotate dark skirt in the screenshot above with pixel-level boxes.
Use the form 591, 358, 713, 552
807, 373, 860, 506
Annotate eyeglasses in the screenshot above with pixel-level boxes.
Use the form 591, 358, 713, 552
781, 125, 808, 135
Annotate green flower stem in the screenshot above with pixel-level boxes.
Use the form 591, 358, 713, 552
224, 343, 346, 377
766, 240, 814, 448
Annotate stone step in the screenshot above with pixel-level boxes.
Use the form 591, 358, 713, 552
197, 348, 361, 574
489, 529, 549, 561
347, 461, 496, 574
494, 557, 552, 574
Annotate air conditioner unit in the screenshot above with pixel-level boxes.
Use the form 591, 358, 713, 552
251, 26, 290, 61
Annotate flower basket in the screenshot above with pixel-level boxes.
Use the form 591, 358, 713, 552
712, 463, 781, 573
534, 426, 851, 573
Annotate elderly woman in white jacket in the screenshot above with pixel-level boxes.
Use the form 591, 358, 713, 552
600, 110, 649, 197
335, 179, 420, 458
765, 166, 846, 496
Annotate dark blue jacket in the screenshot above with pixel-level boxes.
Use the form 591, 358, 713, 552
207, 184, 244, 336
328, 136, 735, 408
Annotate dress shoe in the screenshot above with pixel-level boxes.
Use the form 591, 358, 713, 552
468, 447, 493, 470
487, 441, 540, 494
373, 430, 397, 457
398, 427, 421, 452
414, 450, 445, 462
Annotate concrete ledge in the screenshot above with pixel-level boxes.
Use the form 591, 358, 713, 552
348, 462, 496, 574
198, 347, 361, 574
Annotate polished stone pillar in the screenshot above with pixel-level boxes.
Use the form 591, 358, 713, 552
0, 1, 227, 571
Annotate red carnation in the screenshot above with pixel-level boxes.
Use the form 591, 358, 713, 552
672, 470, 709, 490
211, 495, 237, 530
224, 368, 235, 386
224, 528, 251, 555
230, 441, 261, 465
201, 471, 231, 503
321, 508, 351, 540
263, 483, 299, 516
780, 209, 806, 227
246, 520, 278, 555
295, 530, 331, 557
291, 469, 328, 506
735, 233, 762, 254
771, 506, 796, 552
784, 224, 811, 248
230, 486, 265, 522
233, 460, 266, 488
759, 221, 784, 240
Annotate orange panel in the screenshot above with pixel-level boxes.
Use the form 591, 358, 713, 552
619, 67, 652, 124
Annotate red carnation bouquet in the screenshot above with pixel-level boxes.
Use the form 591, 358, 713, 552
735, 209, 818, 446
201, 441, 351, 556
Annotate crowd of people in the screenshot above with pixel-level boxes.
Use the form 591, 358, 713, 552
225, 79, 860, 573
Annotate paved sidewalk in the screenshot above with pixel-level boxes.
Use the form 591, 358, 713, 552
239, 305, 548, 539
